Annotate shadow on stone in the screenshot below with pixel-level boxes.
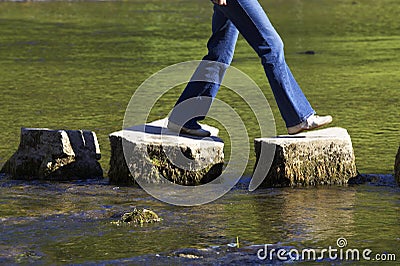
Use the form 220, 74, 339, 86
108, 118, 224, 186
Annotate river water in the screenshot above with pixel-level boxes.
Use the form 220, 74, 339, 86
0, 175, 399, 264
0, 0, 399, 264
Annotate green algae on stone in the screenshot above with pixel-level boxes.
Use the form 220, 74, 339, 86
254, 128, 357, 187
111, 208, 162, 226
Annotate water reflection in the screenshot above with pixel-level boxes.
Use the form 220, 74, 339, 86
221, 187, 357, 247
0, 177, 399, 264
278, 187, 356, 245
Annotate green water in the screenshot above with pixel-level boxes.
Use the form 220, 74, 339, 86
0, 178, 399, 264
0, 0, 399, 264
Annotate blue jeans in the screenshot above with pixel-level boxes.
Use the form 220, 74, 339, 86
169, 0, 315, 129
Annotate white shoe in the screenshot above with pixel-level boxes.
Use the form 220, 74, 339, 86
167, 120, 211, 137
287, 114, 333, 135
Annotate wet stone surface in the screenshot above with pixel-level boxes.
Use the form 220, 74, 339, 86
111, 208, 162, 226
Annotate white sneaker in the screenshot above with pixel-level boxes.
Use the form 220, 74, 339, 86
287, 114, 333, 135
167, 120, 211, 137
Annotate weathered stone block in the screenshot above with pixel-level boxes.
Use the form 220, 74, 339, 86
395, 146, 400, 186
253, 127, 357, 187
0, 128, 102, 180
108, 118, 224, 186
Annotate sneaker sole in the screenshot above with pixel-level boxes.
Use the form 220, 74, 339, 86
288, 118, 332, 135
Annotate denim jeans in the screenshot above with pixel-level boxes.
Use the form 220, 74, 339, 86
169, 0, 315, 129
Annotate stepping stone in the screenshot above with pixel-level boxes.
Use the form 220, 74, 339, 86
108, 118, 224, 186
253, 127, 357, 187
0, 128, 102, 180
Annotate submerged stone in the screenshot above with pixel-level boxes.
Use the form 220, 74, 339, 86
0, 128, 102, 180
111, 208, 161, 226
395, 146, 400, 186
253, 127, 358, 187
348, 174, 396, 186
108, 118, 224, 186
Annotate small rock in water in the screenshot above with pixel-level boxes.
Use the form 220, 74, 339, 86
177, 253, 202, 259
348, 174, 397, 187
297, 50, 315, 55
111, 208, 161, 226
14, 250, 43, 264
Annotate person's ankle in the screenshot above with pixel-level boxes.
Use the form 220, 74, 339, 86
287, 114, 332, 135
167, 120, 211, 137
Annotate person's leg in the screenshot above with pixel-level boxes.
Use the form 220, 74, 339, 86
168, 5, 239, 130
214, 0, 315, 127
